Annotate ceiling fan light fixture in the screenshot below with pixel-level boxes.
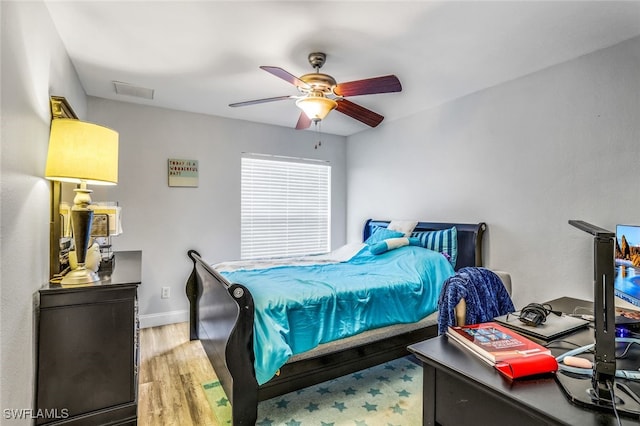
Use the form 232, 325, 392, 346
295, 96, 337, 122
231, 52, 401, 129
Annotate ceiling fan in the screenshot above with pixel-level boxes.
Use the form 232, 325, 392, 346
229, 52, 402, 129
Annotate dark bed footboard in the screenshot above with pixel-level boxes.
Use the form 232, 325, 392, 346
186, 250, 259, 425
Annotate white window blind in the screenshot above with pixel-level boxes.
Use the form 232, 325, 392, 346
241, 155, 331, 259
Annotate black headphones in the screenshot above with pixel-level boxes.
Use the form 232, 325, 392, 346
519, 303, 562, 327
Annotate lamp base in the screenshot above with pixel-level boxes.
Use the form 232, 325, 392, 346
60, 266, 100, 286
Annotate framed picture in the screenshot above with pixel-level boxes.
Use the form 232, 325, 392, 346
168, 158, 199, 187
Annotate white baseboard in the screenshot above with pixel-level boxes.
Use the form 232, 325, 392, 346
139, 309, 189, 329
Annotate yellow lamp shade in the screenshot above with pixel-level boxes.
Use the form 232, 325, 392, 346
45, 118, 119, 185
296, 96, 337, 121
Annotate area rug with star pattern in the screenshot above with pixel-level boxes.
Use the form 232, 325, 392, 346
202, 356, 422, 426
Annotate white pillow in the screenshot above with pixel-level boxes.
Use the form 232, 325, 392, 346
369, 237, 410, 255
387, 220, 418, 237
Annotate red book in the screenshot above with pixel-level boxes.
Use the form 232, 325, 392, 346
446, 322, 558, 379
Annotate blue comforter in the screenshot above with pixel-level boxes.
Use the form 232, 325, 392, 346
220, 246, 454, 384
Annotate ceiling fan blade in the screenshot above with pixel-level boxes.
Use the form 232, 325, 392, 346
336, 99, 384, 127
334, 75, 402, 97
295, 112, 312, 130
229, 95, 294, 107
260, 66, 311, 89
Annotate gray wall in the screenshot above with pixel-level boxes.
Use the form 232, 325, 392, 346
86, 98, 348, 327
1, 1, 87, 420
347, 36, 640, 309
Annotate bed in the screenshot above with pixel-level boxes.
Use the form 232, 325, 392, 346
185, 219, 486, 425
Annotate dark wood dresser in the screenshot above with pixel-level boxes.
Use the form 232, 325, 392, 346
35, 251, 142, 425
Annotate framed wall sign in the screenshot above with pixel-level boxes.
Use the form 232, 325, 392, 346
168, 159, 199, 187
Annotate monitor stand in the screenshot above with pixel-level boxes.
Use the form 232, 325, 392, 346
556, 359, 640, 417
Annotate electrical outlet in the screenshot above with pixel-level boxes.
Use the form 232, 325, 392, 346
161, 287, 170, 299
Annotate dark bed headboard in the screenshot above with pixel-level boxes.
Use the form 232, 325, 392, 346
363, 219, 487, 271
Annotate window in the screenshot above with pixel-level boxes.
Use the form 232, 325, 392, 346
241, 155, 331, 259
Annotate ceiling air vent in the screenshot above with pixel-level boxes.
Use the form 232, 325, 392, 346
113, 81, 154, 100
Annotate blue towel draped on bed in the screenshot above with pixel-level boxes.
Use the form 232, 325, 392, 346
437, 267, 515, 334
220, 246, 454, 384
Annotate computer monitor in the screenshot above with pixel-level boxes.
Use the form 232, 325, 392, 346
563, 221, 640, 416
614, 224, 640, 310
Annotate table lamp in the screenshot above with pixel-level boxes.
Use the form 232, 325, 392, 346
45, 118, 119, 285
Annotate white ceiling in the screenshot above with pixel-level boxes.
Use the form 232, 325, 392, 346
45, 1, 640, 136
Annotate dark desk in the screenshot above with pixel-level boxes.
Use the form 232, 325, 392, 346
408, 297, 640, 426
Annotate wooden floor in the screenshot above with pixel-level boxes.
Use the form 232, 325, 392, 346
138, 322, 221, 426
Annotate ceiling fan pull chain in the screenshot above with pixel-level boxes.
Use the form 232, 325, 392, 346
314, 121, 322, 149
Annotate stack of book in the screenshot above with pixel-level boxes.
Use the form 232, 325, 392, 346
446, 322, 558, 379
